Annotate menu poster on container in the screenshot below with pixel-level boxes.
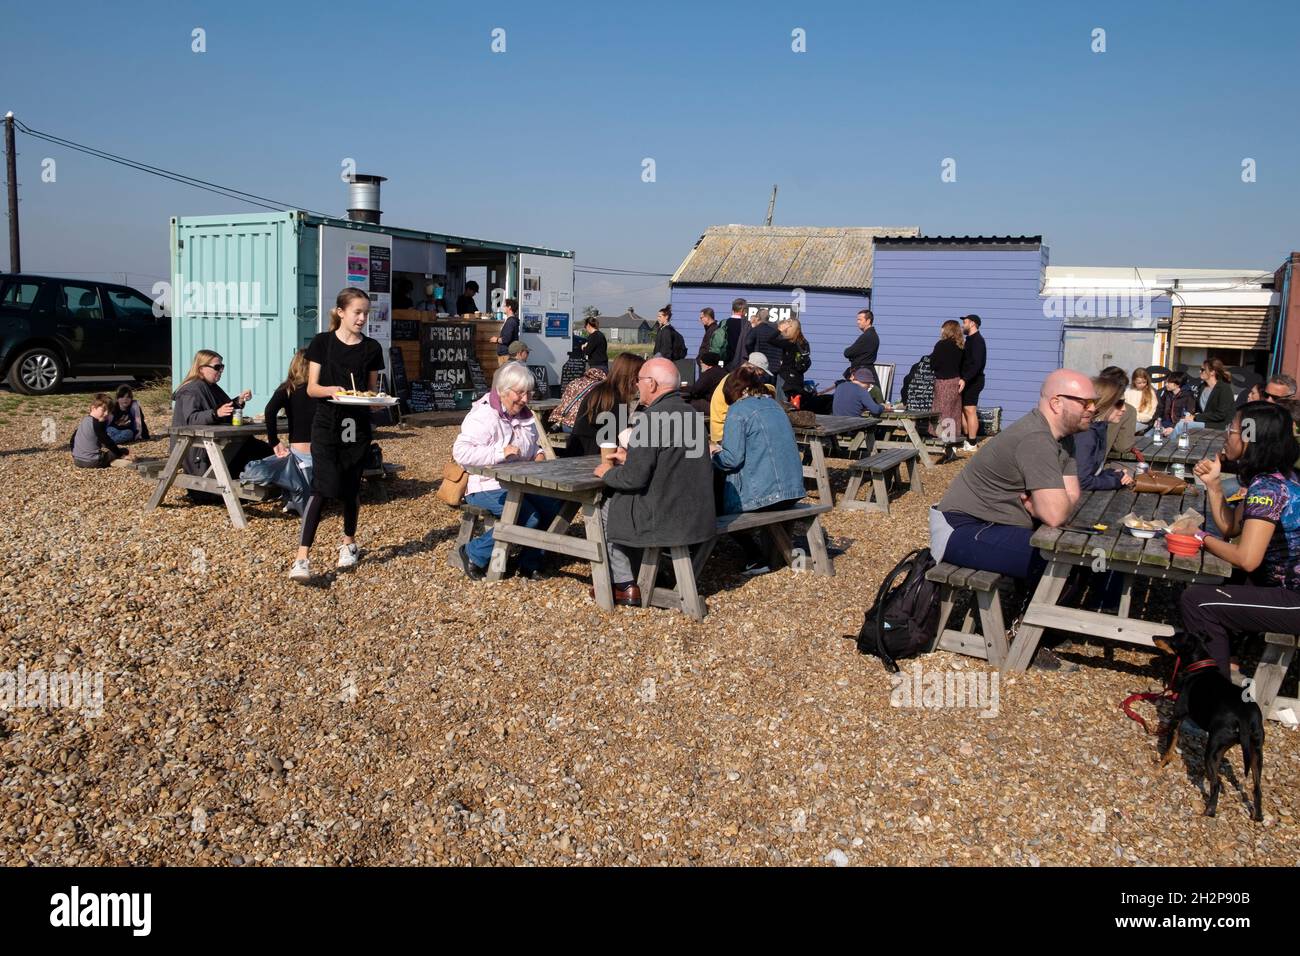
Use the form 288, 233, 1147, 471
368, 245, 391, 294
320, 225, 394, 380
545, 312, 569, 337
522, 267, 543, 310
517, 252, 575, 396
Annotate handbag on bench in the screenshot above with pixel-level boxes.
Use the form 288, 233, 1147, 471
438, 461, 469, 507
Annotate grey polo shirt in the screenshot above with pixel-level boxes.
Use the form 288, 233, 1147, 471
937, 408, 1077, 529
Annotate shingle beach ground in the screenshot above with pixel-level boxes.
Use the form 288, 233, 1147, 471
1, 385, 1296, 865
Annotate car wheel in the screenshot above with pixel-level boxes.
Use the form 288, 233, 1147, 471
7, 347, 64, 395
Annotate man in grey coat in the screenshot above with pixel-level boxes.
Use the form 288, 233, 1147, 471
593, 357, 716, 606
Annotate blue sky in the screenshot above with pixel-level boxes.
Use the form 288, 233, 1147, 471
3, 0, 1297, 315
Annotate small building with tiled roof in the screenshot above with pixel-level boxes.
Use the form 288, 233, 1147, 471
669, 224, 920, 397
594, 308, 653, 343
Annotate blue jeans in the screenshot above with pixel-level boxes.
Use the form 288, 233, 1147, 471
931, 508, 1046, 580
105, 425, 136, 444
1168, 419, 1206, 440
464, 489, 564, 572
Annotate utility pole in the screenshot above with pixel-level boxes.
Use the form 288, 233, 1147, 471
4, 112, 18, 273
764, 184, 777, 227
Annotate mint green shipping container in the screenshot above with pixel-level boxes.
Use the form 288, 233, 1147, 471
170, 211, 318, 418
170, 210, 574, 416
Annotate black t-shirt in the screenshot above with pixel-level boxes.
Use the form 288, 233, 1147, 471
583, 329, 608, 366
306, 331, 385, 392
930, 339, 963, 379
264, 383, 318, 445
960, 331, 987, 382
456, 294, 478, 315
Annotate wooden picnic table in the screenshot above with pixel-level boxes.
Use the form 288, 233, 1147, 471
791, 414, 879, 509
1109, 428, 1226, 469
529, 398, 562, 459
145, 423, 271, 529
874, 407, 939, 469
1004, 486, 1233, 671
463, 456, 618, 610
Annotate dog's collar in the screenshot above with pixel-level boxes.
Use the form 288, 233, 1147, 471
1121, 656, 1221, 735
1182, 658, 1219, 676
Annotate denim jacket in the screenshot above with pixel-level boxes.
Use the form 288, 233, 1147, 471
713, 395, 805, 513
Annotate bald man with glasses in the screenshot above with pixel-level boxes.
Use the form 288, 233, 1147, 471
592, 358, 716, 607
930, 369, 1094, 580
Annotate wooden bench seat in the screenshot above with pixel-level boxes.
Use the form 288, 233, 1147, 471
925, 561, 1013, 667
363, 461, 404, 480
843, 448, 921, 514
453, 502, 497, 547
133, 458, 167, 480
1230, 632, 1299, 724
135, 457, 286, 504
639, 502, 835, 621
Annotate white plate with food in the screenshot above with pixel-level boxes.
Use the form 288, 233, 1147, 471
1122, 515, 1166, 538
329, 391, 398, 407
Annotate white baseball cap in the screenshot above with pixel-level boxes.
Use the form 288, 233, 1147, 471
746, 352, 771, 374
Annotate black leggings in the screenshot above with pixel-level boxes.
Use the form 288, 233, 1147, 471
1180, 583, 1300, 676
299, 493, 360, 548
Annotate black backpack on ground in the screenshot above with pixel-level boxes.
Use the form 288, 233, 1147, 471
856, 548, 941, 672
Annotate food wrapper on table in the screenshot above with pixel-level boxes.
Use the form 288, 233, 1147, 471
1167, 510, 1204, 534
1121, 512, 1168, 532
1120, 509, 1204, 534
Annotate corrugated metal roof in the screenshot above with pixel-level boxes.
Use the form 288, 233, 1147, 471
671, 224, 920, 291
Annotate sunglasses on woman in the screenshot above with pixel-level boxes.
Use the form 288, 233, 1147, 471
205, 363, 225, 372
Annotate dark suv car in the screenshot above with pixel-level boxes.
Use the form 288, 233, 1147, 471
0, 274, 170, 394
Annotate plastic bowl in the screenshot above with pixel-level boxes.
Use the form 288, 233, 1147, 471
1126, 527, 1156, 539
1165, 532, 1203, 555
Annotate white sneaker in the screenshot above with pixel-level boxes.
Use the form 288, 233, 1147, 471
289, 559, 311, 582
337, 543, 360, 569
960, 441, 978, 452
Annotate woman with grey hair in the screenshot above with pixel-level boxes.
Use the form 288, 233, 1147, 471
451, 362, 563, 581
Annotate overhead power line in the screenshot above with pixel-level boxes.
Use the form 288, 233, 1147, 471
576, 266, 672, 277
13, 118, 334, 217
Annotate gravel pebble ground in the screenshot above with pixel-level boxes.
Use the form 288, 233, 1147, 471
1, 392, 1297, 866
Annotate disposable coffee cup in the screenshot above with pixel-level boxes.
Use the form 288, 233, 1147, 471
599, 442, 618, 463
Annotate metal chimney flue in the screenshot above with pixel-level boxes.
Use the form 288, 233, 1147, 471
346, 173, 386, 224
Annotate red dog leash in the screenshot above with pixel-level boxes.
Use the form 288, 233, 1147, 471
1122, 657, 1219, 734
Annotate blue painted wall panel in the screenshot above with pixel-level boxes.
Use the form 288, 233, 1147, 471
871, 246, 1059, 424
670, 284, 870, 391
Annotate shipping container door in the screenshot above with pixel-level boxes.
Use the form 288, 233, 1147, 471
171, 213, 298, 416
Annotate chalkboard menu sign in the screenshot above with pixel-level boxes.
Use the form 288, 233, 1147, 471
901, 355, 935, 411
421, 322, 475, 387
468, 357, 489, 396
407, 381, 435, 412
560, 354, 586, 389
392, 319, 420, 341
527, 364, 550, 400
407, 380, 459, 412
389, 346, 408, 396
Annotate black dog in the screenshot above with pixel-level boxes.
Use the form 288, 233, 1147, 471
1152, 633, 1265, 821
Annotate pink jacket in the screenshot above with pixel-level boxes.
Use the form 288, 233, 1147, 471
452, 390, 541, 494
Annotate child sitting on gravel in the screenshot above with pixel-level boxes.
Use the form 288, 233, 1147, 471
70, 394, 133, 469
106, 384, 149, 444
